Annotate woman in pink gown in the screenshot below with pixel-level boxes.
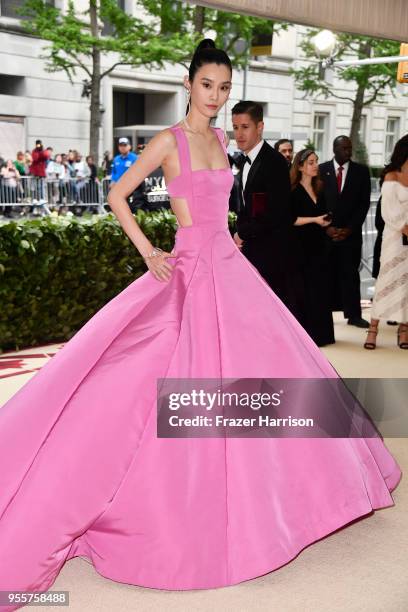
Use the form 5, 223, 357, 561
0, 39, 402, 610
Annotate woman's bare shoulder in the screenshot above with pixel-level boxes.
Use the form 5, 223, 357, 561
383, 171, 398, 182
148, 127, 177, 150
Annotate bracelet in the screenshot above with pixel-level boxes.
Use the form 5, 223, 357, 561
142, 247, 164, 261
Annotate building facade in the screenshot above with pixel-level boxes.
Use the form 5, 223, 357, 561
1, 0, 407, 166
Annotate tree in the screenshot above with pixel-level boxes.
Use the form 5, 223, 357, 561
20, 0, 200, 164
291, 30, 400, 154
20, 0, 286, 164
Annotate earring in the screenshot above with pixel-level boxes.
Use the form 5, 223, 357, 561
185, 89, 191, 115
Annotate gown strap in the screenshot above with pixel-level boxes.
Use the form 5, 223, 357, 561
212, 127, 229, 164
169, 125, 193, 196
169, 125, 192, 174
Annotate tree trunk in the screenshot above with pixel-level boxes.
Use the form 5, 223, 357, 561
193, 6, 205, 34
349, 41, 371, 157
350, 81, 365, 153
89, 0, 101, 166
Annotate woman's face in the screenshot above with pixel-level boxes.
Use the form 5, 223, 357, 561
300, 153, 319, 178
186, 62, 232, 119
55, 154, 62, 163
6, 159, 13, 168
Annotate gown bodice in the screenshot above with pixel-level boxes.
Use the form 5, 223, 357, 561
167, 125, 234, 230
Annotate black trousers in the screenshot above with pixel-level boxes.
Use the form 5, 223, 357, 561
326, 237, 362, 319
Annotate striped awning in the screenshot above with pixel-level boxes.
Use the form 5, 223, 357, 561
193, 0, 408, 42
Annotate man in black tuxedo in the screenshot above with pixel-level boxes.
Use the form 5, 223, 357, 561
231, 101, 305, 322
320, 136, 371, 328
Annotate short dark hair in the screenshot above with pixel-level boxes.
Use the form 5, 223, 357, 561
333, 135, 351, 148
231, 101, 263, 124
274, 139, 292, 151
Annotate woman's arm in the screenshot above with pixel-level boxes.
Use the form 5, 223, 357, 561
294, 215, 330, 227
107, 129, 175, 255
381, 174, 408, 232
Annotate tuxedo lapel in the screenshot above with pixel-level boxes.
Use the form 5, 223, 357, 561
324, 160, 339, 197
244, 142, 267, 200
341, 160, 354, 196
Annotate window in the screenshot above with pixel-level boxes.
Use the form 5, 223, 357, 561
0, 0, 27, 19
0, 0, 53, 19
101, 0, 125, 36
385, 116, 400, 161
312, 112, 329, 160
358, 115, 367, 145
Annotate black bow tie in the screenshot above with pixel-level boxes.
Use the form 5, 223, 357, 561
235, 154, 252, 169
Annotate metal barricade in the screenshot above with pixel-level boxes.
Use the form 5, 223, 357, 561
0, 176, 106, 216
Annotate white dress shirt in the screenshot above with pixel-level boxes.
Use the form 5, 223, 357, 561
333, 158, 350, 192
242, 139, 264, 190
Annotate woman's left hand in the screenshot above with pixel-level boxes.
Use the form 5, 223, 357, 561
315, 215, 331, 227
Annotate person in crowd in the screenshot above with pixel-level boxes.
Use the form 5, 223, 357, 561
111, 137, 138, 184
102, 150, 113, 178
73, 152, 91, 204
46, 147, 54, 165
14, 151, 27, 176
46, 153, 66, 206
1, 159, 21, 216
84, 155, 99, 208
274, 138, 294, 168
364, 135, 408, 349
110, 138, 140, 212
29, 140, 50, 201
290, 149, 335, 346
24, 151, 32, 170
14, 151, 29, 202
231, 100, 306, 323
320, 135, 371, 328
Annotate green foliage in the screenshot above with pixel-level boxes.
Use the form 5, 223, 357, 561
19, 0, 198, 82
303, 139, 316, 151
354, 138, 369, 165
0, 211, 237, 351
19, 0, 287, 76
292, 29, 400, 106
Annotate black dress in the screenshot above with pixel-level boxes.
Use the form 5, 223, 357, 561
291, 184, 335, 346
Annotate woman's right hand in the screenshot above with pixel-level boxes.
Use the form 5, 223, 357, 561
315, 215, 331, 227
145, 250, 177, 282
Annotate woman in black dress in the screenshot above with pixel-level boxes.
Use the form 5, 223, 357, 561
290, 149, 335, 346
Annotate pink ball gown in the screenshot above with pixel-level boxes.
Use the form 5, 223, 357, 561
0, 125, 402, 610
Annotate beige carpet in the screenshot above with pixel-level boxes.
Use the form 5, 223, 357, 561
2, 307, 407, 612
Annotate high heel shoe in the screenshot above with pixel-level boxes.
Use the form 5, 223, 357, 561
364, 325, 378, 350
397, 323, 408, 349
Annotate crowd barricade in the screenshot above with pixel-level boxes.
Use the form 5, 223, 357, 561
0, 176, 106, 215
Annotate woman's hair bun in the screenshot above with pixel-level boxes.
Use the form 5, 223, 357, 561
194, 38, 216, 54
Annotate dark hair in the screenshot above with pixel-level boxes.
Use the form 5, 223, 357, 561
380, 134, 408, 186
188, 39, 232, 82
290, 149, 323, 194
274, 138, 292, 151
231, 100, 263, 124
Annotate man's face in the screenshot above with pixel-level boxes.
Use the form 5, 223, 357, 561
232, 113, 264, 154
333, 138, 352, 165
119, 143, 131, 155
278, 142, 293, 163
